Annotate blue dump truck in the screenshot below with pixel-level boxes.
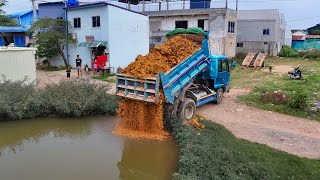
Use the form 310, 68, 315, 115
116, 34, 231, 121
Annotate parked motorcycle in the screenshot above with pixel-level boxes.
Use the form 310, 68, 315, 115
288, 66, 303, 80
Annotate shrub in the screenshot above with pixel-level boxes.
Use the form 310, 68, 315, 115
299, 50, 320, 59
39, 80, 118, 117
260, 91, 288, 105
0, 79, 119, 120
288, 91, 309, 110
279, 45, 300, 58
0, 78, 41, 120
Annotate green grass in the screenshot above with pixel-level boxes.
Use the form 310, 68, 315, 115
231, 57, 320, 121
172, 120, 320, 180
91, 73, 116, 83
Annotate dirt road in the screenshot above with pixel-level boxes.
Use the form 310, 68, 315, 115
197, 89, 320, 159
36, 70, 116, 94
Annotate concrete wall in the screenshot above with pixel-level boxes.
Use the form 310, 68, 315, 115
107, 5, 149, 69
67, 6, 109, 68
236, 41, 277, 55
0, 48, 36, 83
39, 2, 66, 19
149, 14, 209, 31
148, 8, 237, 57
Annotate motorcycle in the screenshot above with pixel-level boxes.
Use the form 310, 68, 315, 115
288, 66, 303, 80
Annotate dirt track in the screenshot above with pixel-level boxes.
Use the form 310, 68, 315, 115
197, 89, 320, 159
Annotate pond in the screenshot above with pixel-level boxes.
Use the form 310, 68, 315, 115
0, 116, 178, 180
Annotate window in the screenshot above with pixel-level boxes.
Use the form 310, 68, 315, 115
198, 19, 205, 30
228, 21, 235, 33
219, 60, 229, 72
264, 42, 268, 45
57, 17, 63, 20
73, 18, 81, 28
237, 43, 243, 48
263, 29, 270, 35
92, 16, 100, 27
175, 21, 188, 29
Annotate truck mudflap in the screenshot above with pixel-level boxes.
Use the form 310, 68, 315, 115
116, 74, 160, 103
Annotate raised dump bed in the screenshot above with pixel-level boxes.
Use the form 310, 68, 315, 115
116, 37, 210, 104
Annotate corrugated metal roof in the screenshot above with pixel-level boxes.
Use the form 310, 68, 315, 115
0, 26, 29, 32
292, 35, 304, 40
8, 10, 33, 18
64, 2, 147, 16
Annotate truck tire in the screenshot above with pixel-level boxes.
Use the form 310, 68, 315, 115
178, 98, 196, 121
214, 88, 224, 104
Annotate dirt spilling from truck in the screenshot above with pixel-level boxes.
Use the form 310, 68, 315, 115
115, 36, 200, 139
122, 36, 201, 78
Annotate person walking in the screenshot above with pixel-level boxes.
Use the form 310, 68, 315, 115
76, 55, 82, 78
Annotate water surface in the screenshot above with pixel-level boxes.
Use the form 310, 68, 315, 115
0, 116, 178, 180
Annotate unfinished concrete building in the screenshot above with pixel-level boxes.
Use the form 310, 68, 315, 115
145, 8, 237, 58
236, 9, 286, 56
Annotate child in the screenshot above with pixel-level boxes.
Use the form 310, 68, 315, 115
66, 66, 71, 80
85, 64, 89, 75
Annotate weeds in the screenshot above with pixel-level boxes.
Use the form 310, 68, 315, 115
0, 79, 118, 120
91, 73, 116, 83
172, 120, 320, 180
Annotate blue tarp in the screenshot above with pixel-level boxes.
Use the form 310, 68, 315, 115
0, 26, 29, 33
67, 0, 79, 7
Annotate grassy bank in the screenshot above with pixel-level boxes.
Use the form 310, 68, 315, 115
0, 79, 118, 120
91, 73, 117, 83
172, 120, 320, 180
231, 57, 320, 121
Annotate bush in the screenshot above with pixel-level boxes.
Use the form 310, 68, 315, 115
287, 91, 309, 110
0, 79, 119, 120
279, 45, 300, 58
0, 78, 41, 119
299, 50, 320, 59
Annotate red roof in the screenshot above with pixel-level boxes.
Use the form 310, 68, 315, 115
292, 35, 304, 40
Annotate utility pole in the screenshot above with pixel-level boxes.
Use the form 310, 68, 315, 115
32, 0, 37, 22
142, 0, 145, 12
236, 0, 238, 11
225, 0, 228, 10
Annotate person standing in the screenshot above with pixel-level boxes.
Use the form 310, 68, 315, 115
76, 55, 82, 78
66, 66, 71, 80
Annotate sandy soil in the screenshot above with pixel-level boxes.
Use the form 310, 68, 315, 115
197, 89, 320, 159
36, 70, 116, 94
263, 65, 292, 74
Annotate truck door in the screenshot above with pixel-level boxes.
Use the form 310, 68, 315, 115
217, 59, 230, 88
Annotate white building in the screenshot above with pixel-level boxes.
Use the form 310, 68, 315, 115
0, 47, 37, 83
65, 2, 149, 70
237, 9, 286, 56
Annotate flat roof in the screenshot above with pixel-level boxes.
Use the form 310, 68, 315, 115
145, 8, 229, 17
64, 2, 147, 16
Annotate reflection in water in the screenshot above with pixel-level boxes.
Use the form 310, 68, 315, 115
118, 139, 178, 180
0, 117, 92, 155
0, 116, 178, 180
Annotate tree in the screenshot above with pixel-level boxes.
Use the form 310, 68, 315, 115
28, 18, 76, 66
311, 29, 320, 35
0, 0, 17, 26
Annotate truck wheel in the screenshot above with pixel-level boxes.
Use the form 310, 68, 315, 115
178, 98, 196, 121
214, 88, 224, 104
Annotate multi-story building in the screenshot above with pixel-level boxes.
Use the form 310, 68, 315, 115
236, 9, 287, 56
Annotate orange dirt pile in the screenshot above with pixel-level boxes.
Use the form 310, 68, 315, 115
184, 115, 206, 129
115, 91, 168, 140
115, 36, 200, 139
121, 36, 201, 78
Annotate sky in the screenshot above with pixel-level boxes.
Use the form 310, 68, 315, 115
2, 0, 320, 29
